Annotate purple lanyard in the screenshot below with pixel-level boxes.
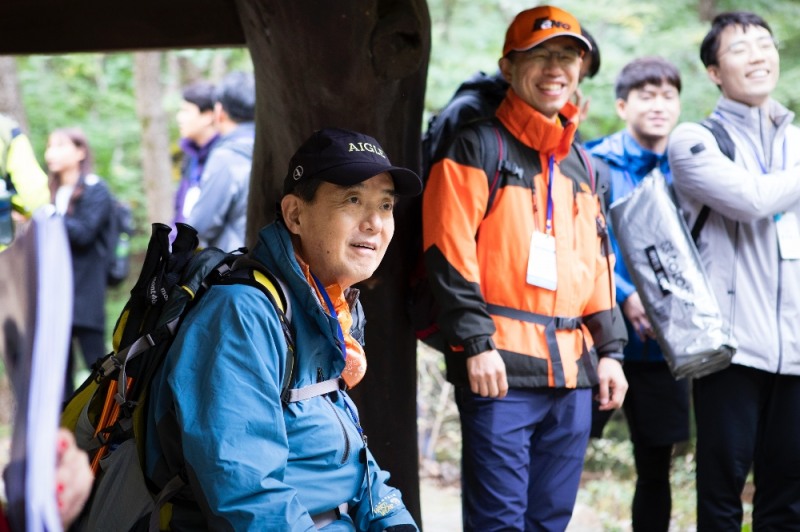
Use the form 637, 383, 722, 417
310, 271, 375, 513
310, 272, 347, 360
545, 155, 555, 234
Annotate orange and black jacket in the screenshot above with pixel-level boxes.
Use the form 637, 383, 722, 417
423, 89, 625, 389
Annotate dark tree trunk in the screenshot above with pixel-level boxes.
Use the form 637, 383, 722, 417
235, 0, 430, 524
0, 57, 29, 131
698, 0, 717, 22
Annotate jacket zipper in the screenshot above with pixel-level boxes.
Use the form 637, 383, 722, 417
728, 223, 739, 344
319, 368, 351, 463
324, 397, 351, 464
776, 251, 783, 372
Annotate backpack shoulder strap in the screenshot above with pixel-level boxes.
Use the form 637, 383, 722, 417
220, 256, 296, 396
476, 118, 524, 219
700, 117, 736, 161
223, 256, 343, 403
692, 118, 736, 242
589, 154, 612, 215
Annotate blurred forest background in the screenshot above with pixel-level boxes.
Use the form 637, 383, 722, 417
2, 0, 800, 528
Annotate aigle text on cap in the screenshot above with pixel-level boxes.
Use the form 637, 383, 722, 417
284, 128, 422, 197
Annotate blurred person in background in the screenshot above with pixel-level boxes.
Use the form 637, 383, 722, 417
186, 71, 255, 251
0, 113, 50, 249
46, 127, 113, 392
173, 81, 219, 238
586, 56, 688, 532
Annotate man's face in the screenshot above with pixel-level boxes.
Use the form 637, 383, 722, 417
285, 172, 396, 289
176, 101, 214, 142
616, 82, 681, 150
499, 36, 583, 119
707, 24, 779, 108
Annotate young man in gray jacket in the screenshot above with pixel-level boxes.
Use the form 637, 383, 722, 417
187, 71, 255, 251
668, 11, 800, 530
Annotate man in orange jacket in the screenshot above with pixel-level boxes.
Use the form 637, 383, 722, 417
423, 6, 628, 530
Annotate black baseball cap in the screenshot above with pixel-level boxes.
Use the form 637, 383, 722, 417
283, 128, 422, 197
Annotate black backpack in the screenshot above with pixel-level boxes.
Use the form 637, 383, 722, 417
61, 222, 339, 531
421, 70, 509, 182
104, 197, 135, 287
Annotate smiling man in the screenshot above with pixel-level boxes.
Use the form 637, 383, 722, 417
146, 128, 422, 530
668, 11, 800, 530
422, 5, 627, 530
586, 56, 687, 532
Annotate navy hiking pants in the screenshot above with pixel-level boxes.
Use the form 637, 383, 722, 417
457, 386, 591, 532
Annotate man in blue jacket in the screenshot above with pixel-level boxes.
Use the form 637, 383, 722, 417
147, 128, 421, 530
586, 56, 687, 532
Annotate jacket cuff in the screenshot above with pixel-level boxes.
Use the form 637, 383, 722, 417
599, 351, 625, 364
462, 336, 496, 357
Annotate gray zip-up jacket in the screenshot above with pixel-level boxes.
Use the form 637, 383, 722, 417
187, 122, 254, 251
668, 96, 800, 376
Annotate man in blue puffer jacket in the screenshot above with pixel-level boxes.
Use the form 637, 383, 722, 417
146, 128, 421, 531
586, 56, 689, 532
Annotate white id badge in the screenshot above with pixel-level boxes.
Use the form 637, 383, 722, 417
527, 231, 558, 290
776, 212, 800, 260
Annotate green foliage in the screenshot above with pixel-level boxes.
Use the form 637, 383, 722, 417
16, 48, 251, 208
426, 0, 800, 141
14, 48, 251, 353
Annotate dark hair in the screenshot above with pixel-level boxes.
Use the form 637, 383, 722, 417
47, 127, 94, 185
700, 11, 773, 68
276, 176, 324, 224
215, 71, 256, 123
581, 27, 601, 79
182, 81, 216, 112
614, 56, 682, 100
288, 176, 324, 203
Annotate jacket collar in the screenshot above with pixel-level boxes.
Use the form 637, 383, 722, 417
716, 96, 794, 131
180, 134, 219, 160
495, 88, 578, 162
253, 222, 360, 358
253, 221, 323, 310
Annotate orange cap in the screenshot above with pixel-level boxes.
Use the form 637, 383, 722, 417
503, 5, 591, 57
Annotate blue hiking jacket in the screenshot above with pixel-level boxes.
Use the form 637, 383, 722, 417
586, 130, 671, 363
145, 221, 417, 531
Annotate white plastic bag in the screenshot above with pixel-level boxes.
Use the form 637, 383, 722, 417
609, 169, 736, 379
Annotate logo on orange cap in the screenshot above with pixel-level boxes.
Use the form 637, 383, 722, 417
533, 17, 570, 31
503, 5, 591, 57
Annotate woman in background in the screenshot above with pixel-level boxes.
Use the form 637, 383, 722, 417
45, 127, 112, 393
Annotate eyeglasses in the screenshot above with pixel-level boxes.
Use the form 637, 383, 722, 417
518, 46, 583, 66
719, 36, 778, 59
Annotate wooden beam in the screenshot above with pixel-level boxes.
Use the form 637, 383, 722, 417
0, 0, 245, 55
